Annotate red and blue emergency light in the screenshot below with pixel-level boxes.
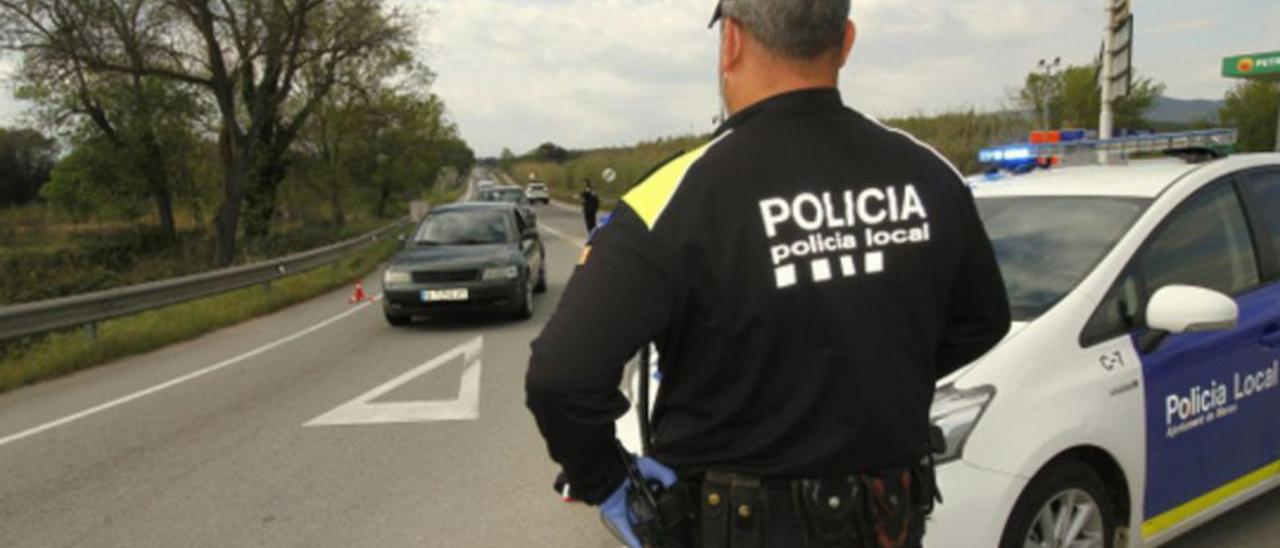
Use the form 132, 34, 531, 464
978, 129, 1237, 175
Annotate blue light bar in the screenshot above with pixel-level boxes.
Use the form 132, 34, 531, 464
977, 129, 1238, 171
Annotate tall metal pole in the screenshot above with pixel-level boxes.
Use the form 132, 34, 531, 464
1099, 0, 1116, 142
1275, 95, 1280, 152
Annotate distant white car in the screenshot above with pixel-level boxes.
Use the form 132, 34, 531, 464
477, 180, 497, 191
525, 182, 550, 205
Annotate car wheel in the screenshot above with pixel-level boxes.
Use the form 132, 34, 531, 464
511, 275, 534, 320
999, 460, 1115, 548
534, 264, 548, 293
385, 312, 411, 327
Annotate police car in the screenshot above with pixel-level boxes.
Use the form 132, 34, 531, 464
930, 134, 1280, 547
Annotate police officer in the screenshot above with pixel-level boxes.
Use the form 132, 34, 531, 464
526, 1, 1011, 546
581, 179, 601, 232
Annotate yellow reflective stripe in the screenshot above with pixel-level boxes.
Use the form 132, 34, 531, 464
1141, 459, 1280, 538
622, 133, 727, 229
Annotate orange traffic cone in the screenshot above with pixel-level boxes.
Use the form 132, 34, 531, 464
349, 280, 370, 304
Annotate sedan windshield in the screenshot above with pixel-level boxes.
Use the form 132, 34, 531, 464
976, 196, 1149, 321
414, 210, 513, 245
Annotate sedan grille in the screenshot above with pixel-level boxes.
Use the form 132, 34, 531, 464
413, 270, 480, 283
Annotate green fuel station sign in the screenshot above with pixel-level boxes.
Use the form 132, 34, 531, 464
1223, 51, 1280, 81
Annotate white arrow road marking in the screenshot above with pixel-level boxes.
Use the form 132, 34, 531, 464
305, 336, 483, 426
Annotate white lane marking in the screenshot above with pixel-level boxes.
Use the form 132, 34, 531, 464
304, 336, 483, 426
0, 296, 383, 449
538, 222, 586, 248
546, 199, 579, 214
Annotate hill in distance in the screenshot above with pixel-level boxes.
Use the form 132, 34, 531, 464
1149, 96, 1223, 124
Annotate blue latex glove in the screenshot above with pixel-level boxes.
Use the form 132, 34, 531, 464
599, 456, 678, 548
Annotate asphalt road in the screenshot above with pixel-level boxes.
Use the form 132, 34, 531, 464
0, 170, 1277, 547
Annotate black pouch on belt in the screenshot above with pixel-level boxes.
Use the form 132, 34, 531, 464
859, 468, 916, 548
794, 476, 868, 546
629, 481, 696, 547
700, 472, 765, 548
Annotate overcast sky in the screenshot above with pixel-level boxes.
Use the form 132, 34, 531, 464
1, 0, 1275, 157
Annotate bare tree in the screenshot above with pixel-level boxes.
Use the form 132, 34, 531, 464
0, 0, 413, 264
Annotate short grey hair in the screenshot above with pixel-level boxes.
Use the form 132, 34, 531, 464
719, 0, 850, 59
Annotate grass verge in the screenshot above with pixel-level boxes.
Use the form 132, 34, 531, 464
0, 235, 402, 394
505, 135, 708, 208
501, 110, 1036, 205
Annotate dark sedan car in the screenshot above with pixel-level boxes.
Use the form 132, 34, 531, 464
382, 203, 546, 325
476, 185, 538, 225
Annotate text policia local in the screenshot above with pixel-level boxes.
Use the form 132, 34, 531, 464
1163, 360, 1280, 439
759, 185, 930, 267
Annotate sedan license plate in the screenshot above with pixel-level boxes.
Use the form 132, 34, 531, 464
422, 289, 469, 302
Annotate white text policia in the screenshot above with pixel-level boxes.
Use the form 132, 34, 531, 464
759, 185, 930, 266
1164, 360, 1280, 438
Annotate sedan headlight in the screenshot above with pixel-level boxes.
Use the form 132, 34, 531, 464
383, 270, 411, 285
930, 384, 995, 464
482, 265, 519, 280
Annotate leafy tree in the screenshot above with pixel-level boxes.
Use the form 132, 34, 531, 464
41, 136, 150, 222
0, 0, 415, 265
16, 63, 205, 239
0, 128, 56, 206
1220, 80, 1279, 152
296, 62, 471, 225
499, 148, 516, 170
438, 138, 476, 176
1018, 63, 1164, 131
533, 142, 571, 163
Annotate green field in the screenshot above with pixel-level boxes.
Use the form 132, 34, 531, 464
504, 111, 1030, 205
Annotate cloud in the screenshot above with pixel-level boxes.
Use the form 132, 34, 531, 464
0, 0, 1271, 157
410, 0, 1275, 157
413, 0, 721, 157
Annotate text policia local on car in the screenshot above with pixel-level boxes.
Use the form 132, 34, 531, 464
759, 184, 931, 266
1164, 360, 1280, 432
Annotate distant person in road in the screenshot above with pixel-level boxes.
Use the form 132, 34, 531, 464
527, 1, 1010, 547
579, 179, 600, 233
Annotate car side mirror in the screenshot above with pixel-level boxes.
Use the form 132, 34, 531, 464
1140, 285, 1238, 354
1147, 285, 1238, 334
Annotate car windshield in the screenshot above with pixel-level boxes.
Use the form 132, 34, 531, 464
414, 210, 513, 245
479, 189, 525, 203
976, 196, 1149, 321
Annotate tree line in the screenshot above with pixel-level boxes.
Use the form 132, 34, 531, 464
0, 1, 473, 265
1015, 61, 1276, 151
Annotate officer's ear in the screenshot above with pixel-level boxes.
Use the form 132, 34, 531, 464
838, 19, 857, 68
720, 18, 745, 73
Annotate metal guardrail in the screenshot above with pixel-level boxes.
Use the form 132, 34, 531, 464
0, 218, 412, 342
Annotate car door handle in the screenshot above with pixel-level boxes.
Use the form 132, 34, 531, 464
1262, 324, 1280, 349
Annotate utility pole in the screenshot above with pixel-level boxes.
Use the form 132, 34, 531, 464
1099, 7, 1115, 141
1100, 0, 1131, 141
1100, 0, 1133, 164
1037, 57, 1062, 129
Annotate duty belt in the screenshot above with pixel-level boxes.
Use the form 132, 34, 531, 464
682, 465, 932, 548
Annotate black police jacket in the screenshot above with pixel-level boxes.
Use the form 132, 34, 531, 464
526, 88, 1011, 504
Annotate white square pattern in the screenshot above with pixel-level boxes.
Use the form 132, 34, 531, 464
775, 253, 883, 288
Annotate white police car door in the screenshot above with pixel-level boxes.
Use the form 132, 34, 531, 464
1123, 178, 1279, 538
